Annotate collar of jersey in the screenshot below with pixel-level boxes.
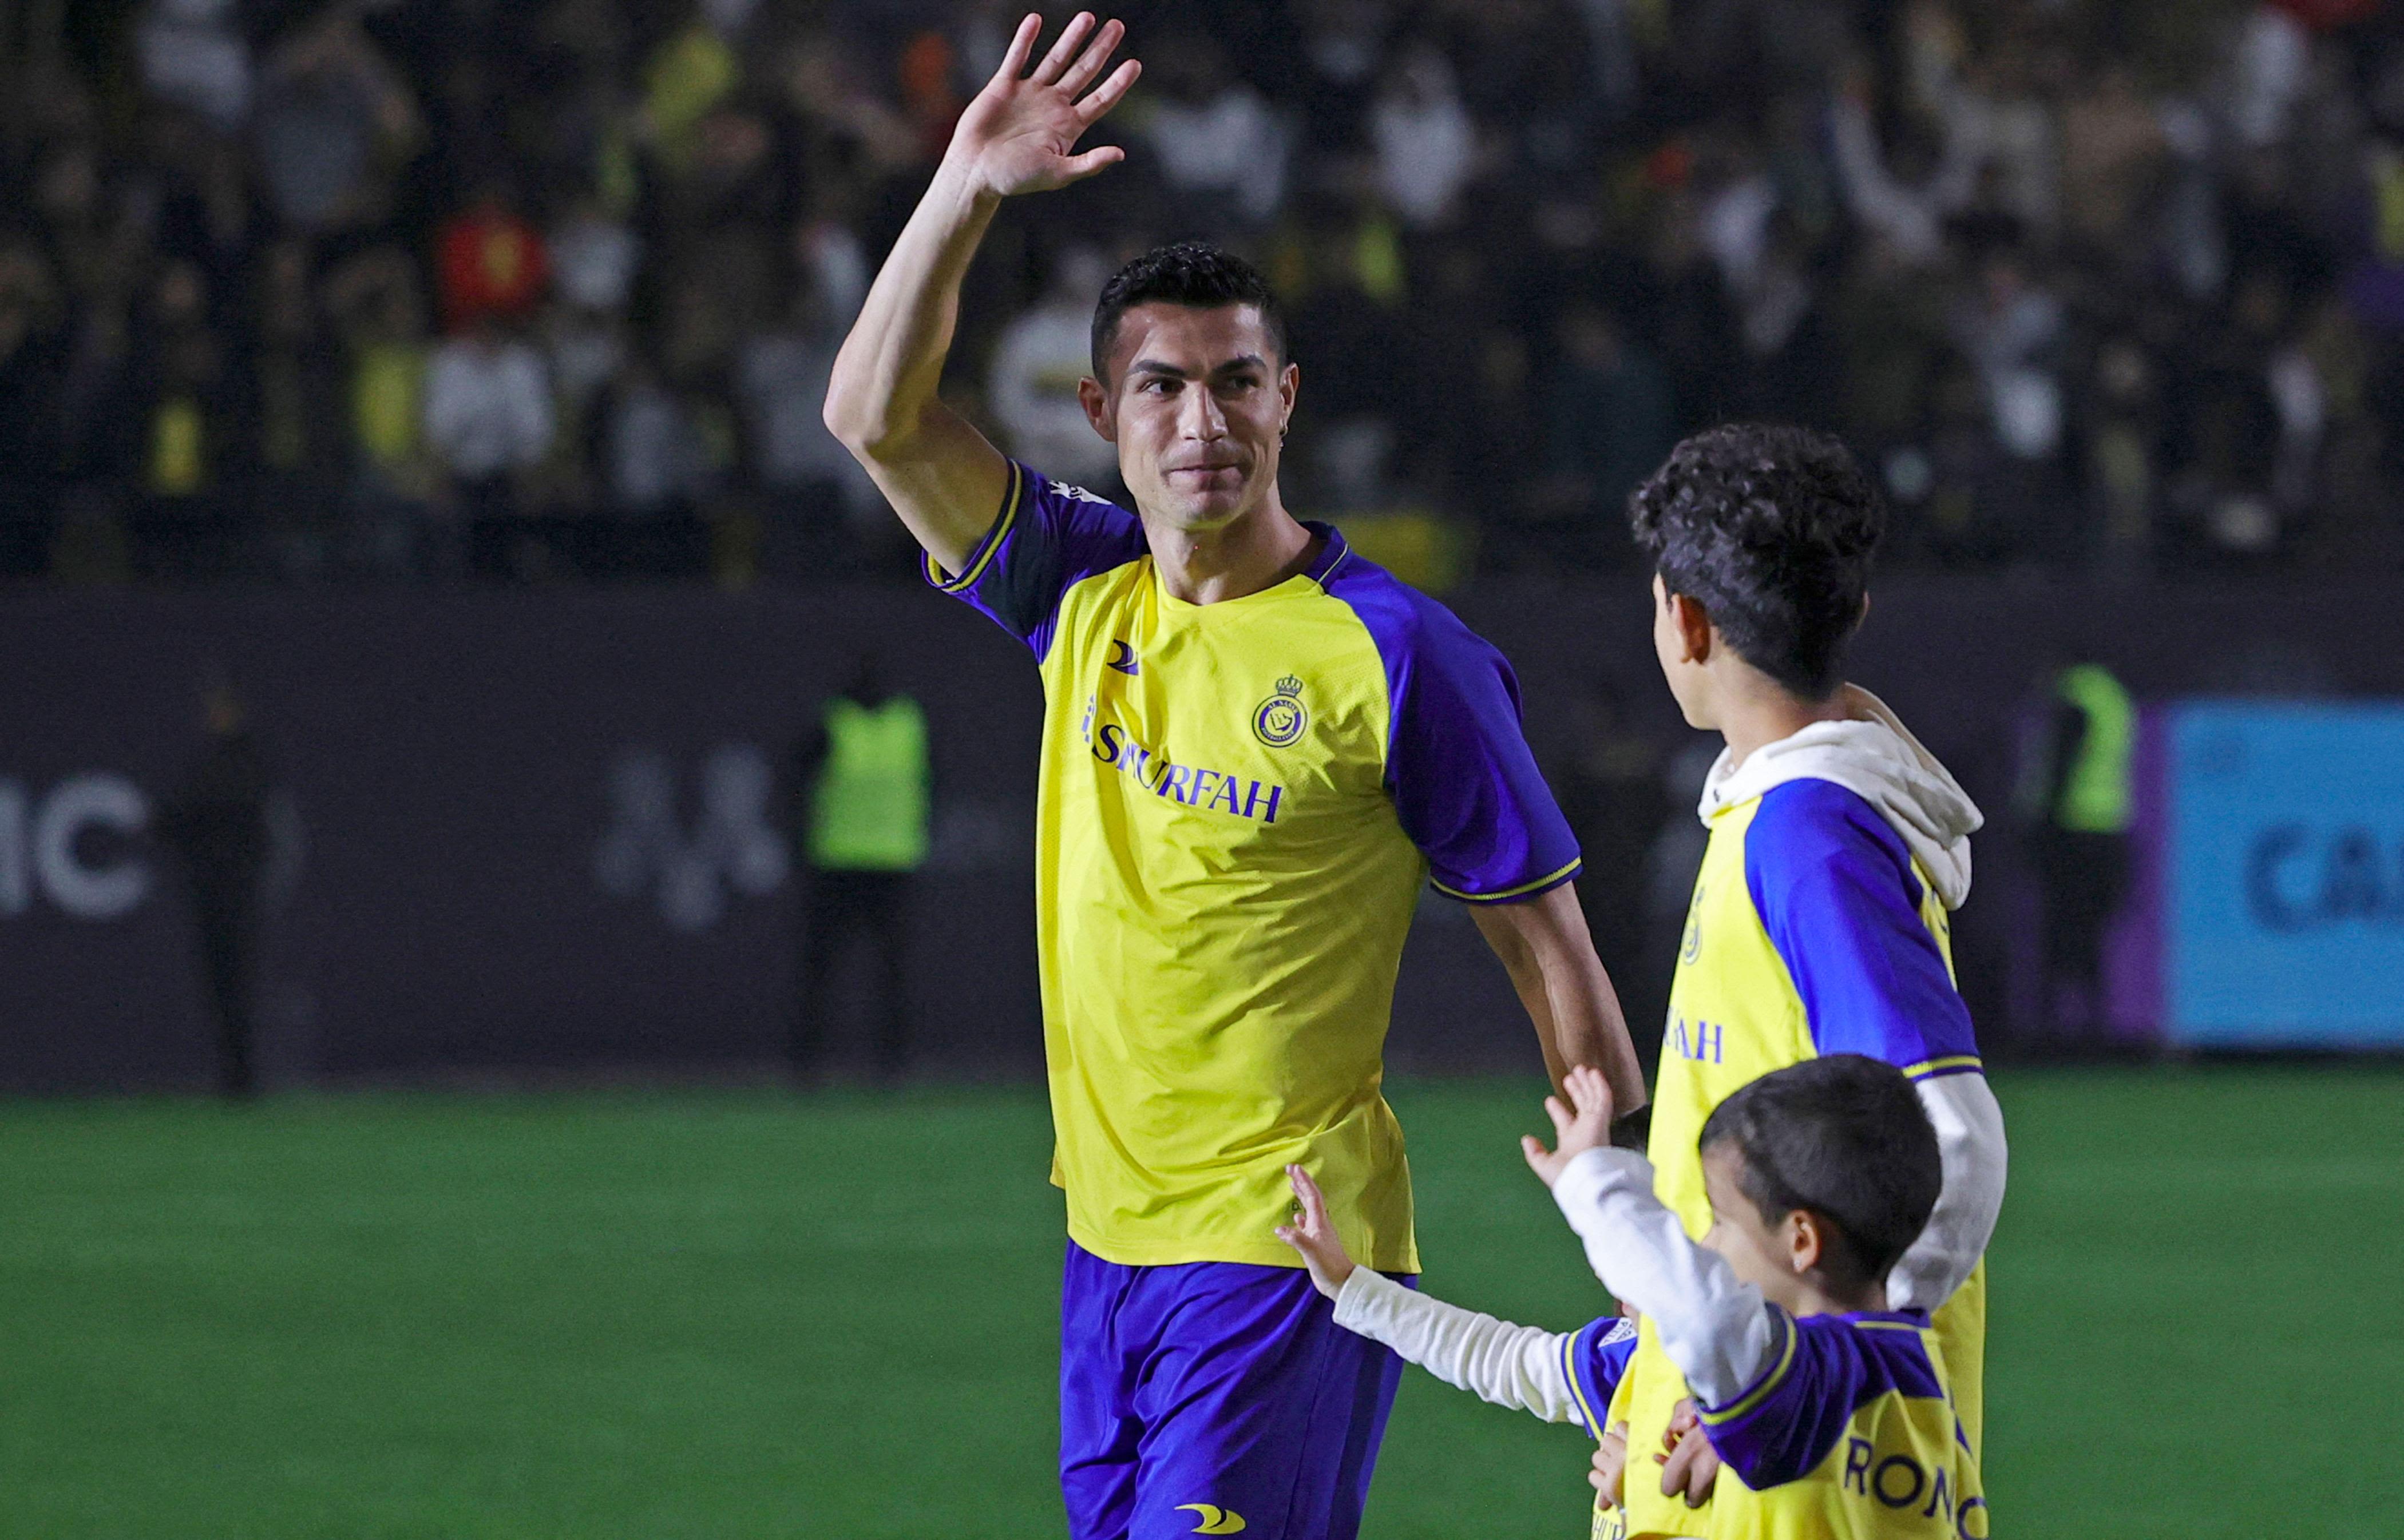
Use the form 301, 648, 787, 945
1826, 1307, 1933, 1328
1148, 521, 1349, 613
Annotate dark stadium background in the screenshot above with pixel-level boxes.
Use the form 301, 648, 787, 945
1, 1, 2399, 1535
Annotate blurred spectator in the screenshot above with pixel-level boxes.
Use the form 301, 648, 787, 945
988, 245, 1118, 487
424, 320, 554, 537
156, 678, 272, 1098
252, 10, 422, 236
1370, 42, 1478, 229
326, 249, 441, 577
1538, 300, 1678, 555
251, 241, 348, 577
1141, 33, 1290, 227
0, 244, 68, 577
7, 0, 2404, 587
136, 0, 252, 133
435, 187, 550, 335
738, 252, 881, 573
127, 260, 240, 580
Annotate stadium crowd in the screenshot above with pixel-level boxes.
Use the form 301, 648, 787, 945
3, 0, 2401, 584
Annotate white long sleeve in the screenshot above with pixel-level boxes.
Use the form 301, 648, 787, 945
1551, 1148, 1779, 1411
1887, 1074, 2008, 1312
1330, 1269, 1585, 1425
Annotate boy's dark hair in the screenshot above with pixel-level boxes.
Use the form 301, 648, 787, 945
1090, 241, 1286, 381
1698, 1054, 1939, 1292
1627, 424, 1883, 700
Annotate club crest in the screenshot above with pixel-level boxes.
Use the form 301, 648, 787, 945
1252, 676, 1308, 748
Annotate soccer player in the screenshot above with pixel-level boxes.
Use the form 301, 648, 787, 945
1278, 1058, 1986, 1538
1611, 425, 2007, 1538
822, 15, 1647, 1540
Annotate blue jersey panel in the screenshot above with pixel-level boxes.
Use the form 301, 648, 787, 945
1742, 779, 1980, 1074
1700, 1309, 1945, 1489
1322, 555, 1582, 902
924, 461, 1148, 660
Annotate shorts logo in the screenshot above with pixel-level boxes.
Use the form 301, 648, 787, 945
1177, 1505, 1247, 1535
1251, 675, 1308, 748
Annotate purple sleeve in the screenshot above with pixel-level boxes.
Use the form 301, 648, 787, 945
1563, 1315, 1639, 1435
1327, 565, 1581, 902
1743, 780, 1982, 1079
1700, 1313, 1944, 1489
922, 461, 1147, 661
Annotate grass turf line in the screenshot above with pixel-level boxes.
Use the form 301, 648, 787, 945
1, 1070, 2397, 1538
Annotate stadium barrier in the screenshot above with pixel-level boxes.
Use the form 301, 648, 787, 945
4, 576, 2401, 1092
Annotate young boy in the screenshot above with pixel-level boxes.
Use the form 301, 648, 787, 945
1616, 424, 2007, 1535
1279, 1060, 1986, 1538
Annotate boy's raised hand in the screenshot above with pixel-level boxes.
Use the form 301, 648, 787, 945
1274, 1165, 1358, 1299
1522, 1065, 1619, 1189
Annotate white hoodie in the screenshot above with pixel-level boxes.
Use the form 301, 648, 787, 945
1698, 685, 2007, 1313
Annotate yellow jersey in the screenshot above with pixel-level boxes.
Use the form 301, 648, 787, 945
1694, 1307, 1985, 1539
929, 463, 1582, 1271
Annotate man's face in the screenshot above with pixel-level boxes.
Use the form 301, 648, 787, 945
1081, 302, 1297, 533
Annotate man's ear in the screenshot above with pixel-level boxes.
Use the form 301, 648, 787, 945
1078, 376, 1116, 442
1278, 359, 1300, 435
1785, 1209, 1828, 1276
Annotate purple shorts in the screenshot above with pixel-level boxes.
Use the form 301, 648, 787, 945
1059, 1241, 1411, 1540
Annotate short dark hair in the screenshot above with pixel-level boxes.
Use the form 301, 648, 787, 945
1627, 424, 1883, 700
1090, 241, 1286, 381
1698, 1055, 1939, 1292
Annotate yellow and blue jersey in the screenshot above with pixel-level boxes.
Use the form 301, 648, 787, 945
1622, 778, 1987, 1539
1693, 1307, 1985, 1539
929, 463, 1581, 1272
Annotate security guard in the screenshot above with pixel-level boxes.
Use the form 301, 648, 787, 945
2019, 661, 2136, 1038
790, 658, 930, 1080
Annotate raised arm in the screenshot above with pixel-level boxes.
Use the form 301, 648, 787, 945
821, 12, 1140, 573
1472, 886, 1648, 1126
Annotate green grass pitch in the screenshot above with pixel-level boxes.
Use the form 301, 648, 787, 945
3, 1068, 2399, 1538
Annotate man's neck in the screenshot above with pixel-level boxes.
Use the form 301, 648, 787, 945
1143, 491, 1318, 605
1713, 673, 1855, 771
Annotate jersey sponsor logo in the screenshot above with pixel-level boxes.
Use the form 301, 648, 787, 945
1105, 639, 1142, 676
1251, 674, 1308, 748
1665, 1013, 1724, 1064
1679, 883, 1705, 964
1839, 1436, 1984, 1536
1091, 720, 1286, 823
1175, 1505, 1247, 1535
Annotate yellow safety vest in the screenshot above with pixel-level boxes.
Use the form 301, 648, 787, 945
2054, 664, 2134, 834
809, 697, 930, 871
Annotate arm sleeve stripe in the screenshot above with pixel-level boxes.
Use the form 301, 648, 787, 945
1902, 1055, 1985, 1081
1562, 1328, 1603, 1439
1431, 858, 1584, 905
1698, 1308, 1796, 1424
924, 462, 1024, 594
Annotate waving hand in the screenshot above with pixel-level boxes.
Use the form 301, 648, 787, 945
950, 13, 1142, 200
